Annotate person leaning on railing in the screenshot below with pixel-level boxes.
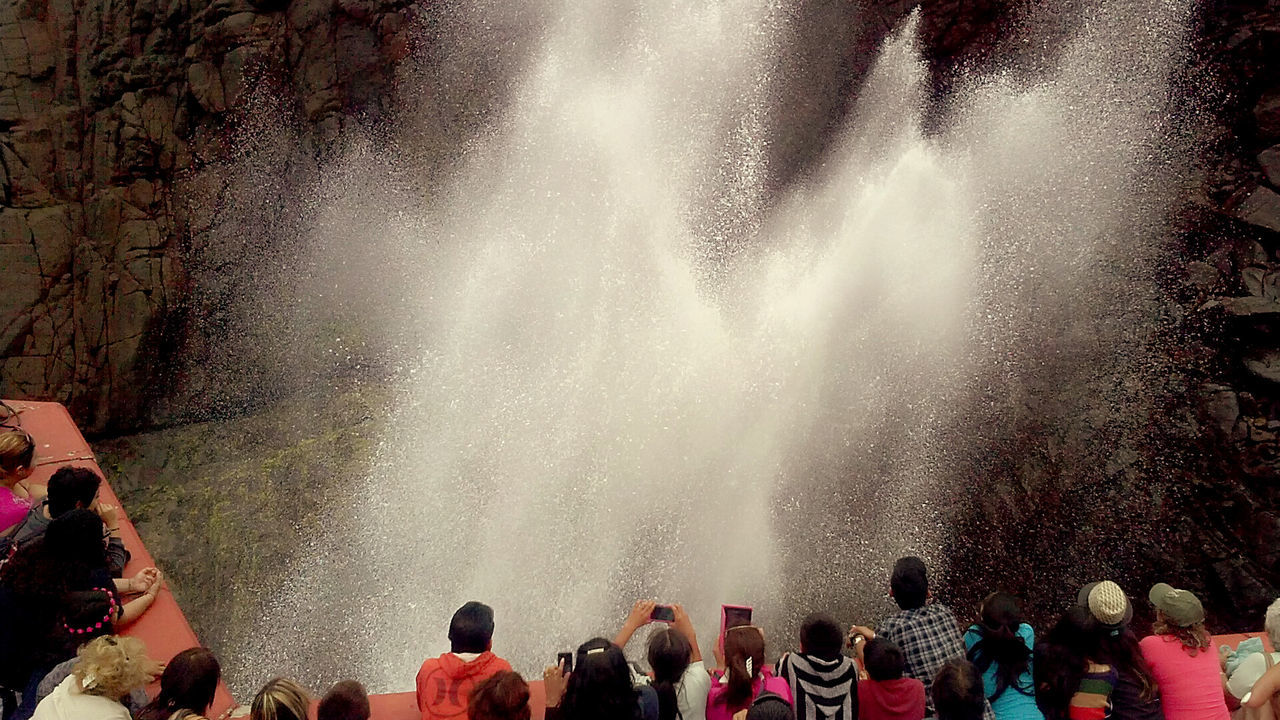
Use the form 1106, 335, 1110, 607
0, 509, 163, 718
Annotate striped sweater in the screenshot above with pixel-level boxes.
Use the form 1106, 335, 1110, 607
777, 652, 859, 720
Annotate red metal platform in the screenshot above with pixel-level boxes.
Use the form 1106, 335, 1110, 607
3, 399, 549, 720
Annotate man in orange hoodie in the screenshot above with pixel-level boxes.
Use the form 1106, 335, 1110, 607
416, 601, 514, 720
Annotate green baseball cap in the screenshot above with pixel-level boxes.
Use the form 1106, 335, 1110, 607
1149, 582, 1205, 627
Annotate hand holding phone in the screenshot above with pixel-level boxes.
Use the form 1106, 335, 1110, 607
556, 651, 573, 674
650, 605, 676, 623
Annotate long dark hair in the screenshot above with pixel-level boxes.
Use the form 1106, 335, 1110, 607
560, 638, 639, 720
1034, 607, 1100, 720
0, 509, 108, 600
1096, 626, 1159, 702
966, 592, 1033, 702
718, 626, 765, 712
136, 648, 221, 720
648, 627, 692, 720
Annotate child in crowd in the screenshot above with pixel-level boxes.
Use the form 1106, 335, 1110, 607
857, 638, 925, 720
736, 692, 793, 720
31, 635, 162, 720
614, 600, 709, 720
1139, 583, 1229, 720
544, 637, 658, 720
708, 626, 793, 720
135, 647, 222, 720
777, 612, 858, 720
1078, 581, 1163, 720
964, 592, 1042, 720
933, 660, 988, 720
468, 671, 531, 720
0, 428, 43, 535
250, 678, 311, 720
318, 680, 371, 720
1033, 607, 1115, 720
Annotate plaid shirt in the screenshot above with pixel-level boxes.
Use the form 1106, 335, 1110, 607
879, 603, 995, 720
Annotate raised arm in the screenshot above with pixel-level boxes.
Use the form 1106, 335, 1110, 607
614, 600, 657, 648
671, 603, 702, 663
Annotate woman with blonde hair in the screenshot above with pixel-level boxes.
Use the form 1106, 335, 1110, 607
1138, 582, 1228, 720
31, 634, 161, 719
250, 677, 312, 720
0, 428, 43, 534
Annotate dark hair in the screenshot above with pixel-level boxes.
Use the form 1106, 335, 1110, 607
891, 557, 928, 610
799, 613, 845, 661
717, 625, 765, 711
559, 638, 639, 720
933, 659, 985, 720
1034, 607, 1100, 720
966, 592, 1032, 702
317, 680, 370, 720
449, 601, 496, 653
647, 626, 692, 720
864, 638, 905, 681
468, 671, 530, 720
1096, 626, 1159, 702
136, 648, 221, 720
1, 508, 108, 600
47, 466, 102, 518
745, 692, 794, 720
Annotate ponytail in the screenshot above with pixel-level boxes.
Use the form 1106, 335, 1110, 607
647, 627, 692, 720
721, 626, 764, 710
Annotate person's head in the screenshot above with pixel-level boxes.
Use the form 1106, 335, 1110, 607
1079, 581, 1133, 631
1034, 606, 1101, 716
932, 659, 986, 720
799, 613, 845, 661
560, 638, 636, 720
47, 466, 103, 517
449, 601, 495, 653
1265, 598, 1280, 649
721, 625, 766, 709
72, 635, 155, 700
251, 677, 312, 720
647, 626, 693, 720
317, 680, 370, 720
890, 557, 929, 610
968, 592, 1031, 699
863, 638, 905, 681
1095, 625, 1159, 702
0, 428, 35, 481
745, 692, 794, 720
136, 647, 221, 720
0, 509, 105, 600
467, 671, 530, 720
1149, 583, 1210, 654
46, 507, 108, 567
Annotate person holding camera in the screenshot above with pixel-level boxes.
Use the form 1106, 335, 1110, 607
614, 600, 710, 720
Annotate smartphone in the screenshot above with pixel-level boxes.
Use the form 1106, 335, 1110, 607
650, 605, 676, 623
720, 604, 753, 638
556, 652, 573, 673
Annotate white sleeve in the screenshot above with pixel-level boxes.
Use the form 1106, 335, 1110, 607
1228, 652, 1270, 699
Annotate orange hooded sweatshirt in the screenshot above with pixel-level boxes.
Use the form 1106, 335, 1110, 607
416, 651, 513, 720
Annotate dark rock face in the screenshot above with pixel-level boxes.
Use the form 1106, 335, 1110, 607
0, 0, 417, 432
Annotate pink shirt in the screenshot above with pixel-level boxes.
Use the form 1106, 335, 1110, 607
1139, 634, 1230, 720
0, 486, 30, 533
706, 669, 793, 720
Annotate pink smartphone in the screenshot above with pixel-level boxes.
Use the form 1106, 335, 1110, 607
720, 604, 753, 641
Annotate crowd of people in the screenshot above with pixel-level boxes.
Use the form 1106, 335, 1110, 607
6, 421, 1280, 720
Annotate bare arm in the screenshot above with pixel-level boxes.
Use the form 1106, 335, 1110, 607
671, 603, 702, 663
116, 571, 163, 626
614, 600, 656, 648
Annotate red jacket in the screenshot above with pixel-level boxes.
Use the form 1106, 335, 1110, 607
415, 651, 513, 720
858, 677, 926, 720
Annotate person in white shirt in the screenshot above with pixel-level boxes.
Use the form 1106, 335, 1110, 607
32, 635, 160, 720
1227, 598, 1280, 700
615, 600, 711, 720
